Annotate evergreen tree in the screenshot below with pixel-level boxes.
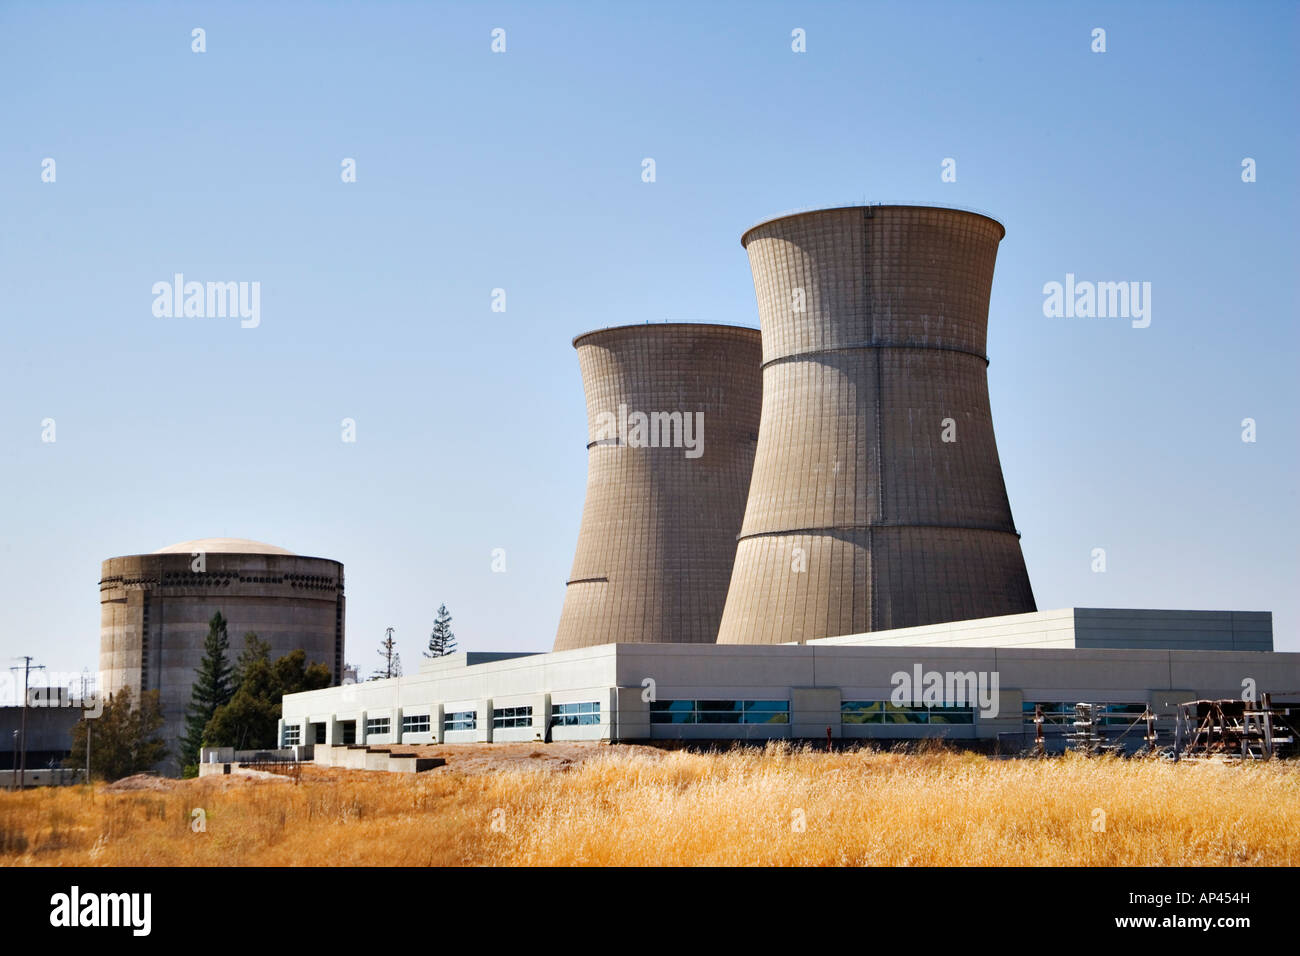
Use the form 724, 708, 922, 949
233, 631, 271, 692
425, 604, 458, 657
370, 626, 402, 680
65, 686, 167, 781
179, 611, 235, 775
205, 649, 332, 751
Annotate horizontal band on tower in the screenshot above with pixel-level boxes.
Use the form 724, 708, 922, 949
565, 576, 609, 586
737, 522, 1022, 542
760, 341, 990, 370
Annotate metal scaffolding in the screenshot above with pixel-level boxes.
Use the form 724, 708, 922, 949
1175, 694, 1299, 761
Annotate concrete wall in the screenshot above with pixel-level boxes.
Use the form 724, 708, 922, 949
199, 746, 304, 763
0, 768, 84, 788
99, 548, 344, 773
282, 636, 1300, 748
282, 646, 620, 746
718, 205, 1036, 645
1074, 608, 1272, 651
810, 608, 1274, 652
554, 323, 763, 651
0, 705, 82, 770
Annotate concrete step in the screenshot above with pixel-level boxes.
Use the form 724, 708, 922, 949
313, 743, 445, 773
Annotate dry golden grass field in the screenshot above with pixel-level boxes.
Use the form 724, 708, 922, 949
2, 742, 1297, 866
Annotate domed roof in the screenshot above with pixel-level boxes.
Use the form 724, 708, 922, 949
153, 538, 295, 556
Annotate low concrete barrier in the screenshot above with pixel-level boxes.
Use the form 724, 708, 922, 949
0, 768, 84, 788
386, 756, 445, 773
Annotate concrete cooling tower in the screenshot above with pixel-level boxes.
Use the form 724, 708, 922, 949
553, 323, 763, 651
716, 205, 1036, 645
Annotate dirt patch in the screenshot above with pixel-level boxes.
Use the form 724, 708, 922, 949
420, 741, 664, 774
329, 741, 667, 776
102, 767, 295, 792
101, 774, 180, 793
101, 743, 667, 790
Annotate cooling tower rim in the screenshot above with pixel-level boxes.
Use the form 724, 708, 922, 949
572, 321, 760, 349
741, 202, 1006, 247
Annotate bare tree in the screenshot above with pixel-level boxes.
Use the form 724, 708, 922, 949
371, 627, 402, 680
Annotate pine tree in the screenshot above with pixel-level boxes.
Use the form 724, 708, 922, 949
233, 631, 271, 692
425, 604, 458, 658
179, 611, 235, 774
370, 626, 402, 680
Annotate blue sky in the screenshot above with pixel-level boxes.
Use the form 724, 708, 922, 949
2, 0, 1296, 682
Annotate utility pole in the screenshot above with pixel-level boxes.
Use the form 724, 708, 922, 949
81, 670, 92, 782
10, 656, 45, 790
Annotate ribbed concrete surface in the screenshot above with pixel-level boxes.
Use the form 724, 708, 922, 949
99, 549, 344, 771
553, 323, 762, 650
717, 205, 1035, 644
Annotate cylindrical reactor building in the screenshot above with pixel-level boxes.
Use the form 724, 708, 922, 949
716, 205, 1035, 645
553, 323, 763, 651
99, 538, 343, 771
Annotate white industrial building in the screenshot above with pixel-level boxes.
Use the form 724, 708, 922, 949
279, 608, 1296, 753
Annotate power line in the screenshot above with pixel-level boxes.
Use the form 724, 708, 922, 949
9, 656, 45, 790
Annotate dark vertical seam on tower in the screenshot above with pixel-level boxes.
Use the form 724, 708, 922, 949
154, 581, 163, 715
332, 592, 338, 683
141, 589, 150, 693
865, 208, 882, 631
875, 347, 884, 526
